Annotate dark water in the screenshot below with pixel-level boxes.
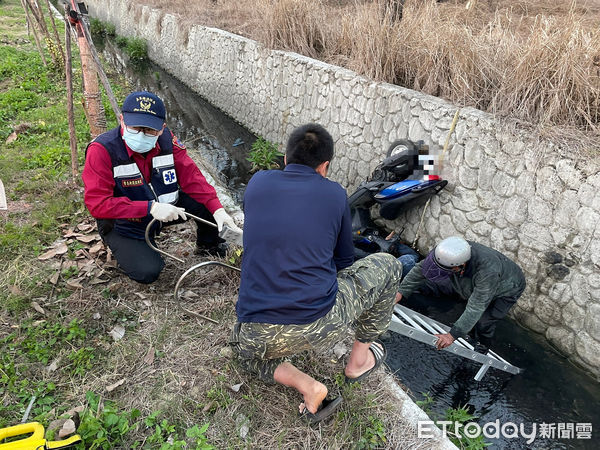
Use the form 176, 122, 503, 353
383, 293, 600, 449
96, 37, 599, 450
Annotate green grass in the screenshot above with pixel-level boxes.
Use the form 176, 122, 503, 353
0, 29, 124, 261
0, 319, 93, 427
415, 392, 490, 450
0, 5, 190, 443
75, 393, 214, 449
0, 0, 100, 428
90, 18, 116, 39
0, 9, 90, 319
0, 1, 215, 446
114, 34, 148, 66
0, 47, 52, 129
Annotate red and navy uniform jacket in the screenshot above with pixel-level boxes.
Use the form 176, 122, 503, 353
82, 126, 222, 239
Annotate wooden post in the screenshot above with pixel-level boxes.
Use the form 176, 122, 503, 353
24, 0, 59, 62
44, 0, 66, 66
20, 0, 47, 66
78, 17, 121, 119
25, 0, 63, 68
65, 9, 78, 180
70, 2, 107, 138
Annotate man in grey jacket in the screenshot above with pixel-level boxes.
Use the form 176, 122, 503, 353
396, 236, 526, 350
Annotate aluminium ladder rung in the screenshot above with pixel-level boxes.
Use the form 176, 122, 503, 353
389, 304, 521, 380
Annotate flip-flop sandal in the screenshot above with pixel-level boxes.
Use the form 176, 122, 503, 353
345, 341, 387, 384
299, 396, 343, 425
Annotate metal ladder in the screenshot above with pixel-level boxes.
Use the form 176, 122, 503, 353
389, 304, 522, 381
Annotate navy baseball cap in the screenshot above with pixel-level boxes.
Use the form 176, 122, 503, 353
121, 91, 166, 130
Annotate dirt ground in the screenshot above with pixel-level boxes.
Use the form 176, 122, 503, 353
30, 220, 428, 448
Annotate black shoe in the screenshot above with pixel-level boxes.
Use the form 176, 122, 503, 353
463, 334, 478, 348
195, 242, 228, 258
474, 342, 490, 354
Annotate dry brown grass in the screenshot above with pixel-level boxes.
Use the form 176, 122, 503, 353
256, 0, 329, 59
104, 229, 422, 448
487, 11, 600, 130
135, 0, 600, 135
333, 2, 404, 82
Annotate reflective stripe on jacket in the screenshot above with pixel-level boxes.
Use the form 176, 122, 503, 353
89, 126, 179, 239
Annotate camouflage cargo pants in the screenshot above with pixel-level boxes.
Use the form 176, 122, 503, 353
230, 253, 402, 383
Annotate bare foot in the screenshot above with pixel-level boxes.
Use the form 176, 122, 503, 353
298, 381, 328, 414
273, 362, 329, 415
344, 342, 382, 379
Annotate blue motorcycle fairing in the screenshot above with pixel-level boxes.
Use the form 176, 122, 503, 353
374, 179, 438, 200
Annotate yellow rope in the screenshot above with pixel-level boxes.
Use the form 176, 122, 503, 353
441, 108, 461, 169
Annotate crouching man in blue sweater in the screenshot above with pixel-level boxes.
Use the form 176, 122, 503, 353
231, 124, 403, 424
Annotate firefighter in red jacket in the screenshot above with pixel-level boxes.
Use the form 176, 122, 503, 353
82, 91, 241, 283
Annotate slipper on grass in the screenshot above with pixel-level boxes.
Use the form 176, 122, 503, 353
299, 396, 343, 425
345, 341, 387, 384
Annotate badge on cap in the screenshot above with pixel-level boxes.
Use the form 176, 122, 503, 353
134, 96, 157, 115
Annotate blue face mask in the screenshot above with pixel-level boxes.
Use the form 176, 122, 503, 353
122, 126, 160, 153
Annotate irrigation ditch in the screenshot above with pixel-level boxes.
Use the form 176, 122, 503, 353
95, 32, 600, 449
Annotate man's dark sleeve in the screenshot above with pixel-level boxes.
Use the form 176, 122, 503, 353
333, 201, 354, 270
397, 260, 426, 297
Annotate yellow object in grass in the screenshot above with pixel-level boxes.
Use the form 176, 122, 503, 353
0, 422, 81, 450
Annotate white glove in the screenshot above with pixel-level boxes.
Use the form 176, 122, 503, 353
213, 208, 242, 233
150, 202, 187, 222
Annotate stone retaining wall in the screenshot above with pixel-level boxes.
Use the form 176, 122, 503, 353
86, 0, 600, 379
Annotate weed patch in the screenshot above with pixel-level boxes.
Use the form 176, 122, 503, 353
0, 319, 94, 427
415, 392, 490, 449
114, 34, 148, 66
355, 415, 387, 449
75, 391, 215, 449
247, 137, 283, 171
89, 18, 114, 37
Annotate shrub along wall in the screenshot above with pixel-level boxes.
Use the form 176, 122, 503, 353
86, 0, 600, 379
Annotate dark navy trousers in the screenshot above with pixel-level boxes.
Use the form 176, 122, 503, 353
100, 192, 220, 284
